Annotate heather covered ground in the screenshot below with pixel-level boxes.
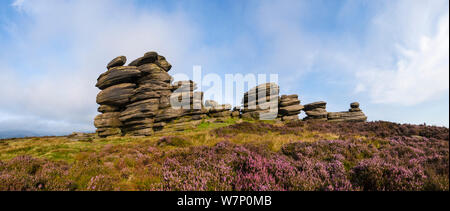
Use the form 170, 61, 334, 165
0, 119, 448, 191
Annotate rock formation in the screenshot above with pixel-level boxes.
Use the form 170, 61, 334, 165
327, 102, 367, 122
303, 101, 328, 121
203, 100, 232, 118
94, 51, 368, 137
278, 94, 303, 121
241, 83, 279, 120
95, 52, 179, 137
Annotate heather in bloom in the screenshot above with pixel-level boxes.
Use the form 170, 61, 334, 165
0, 121, 448, 191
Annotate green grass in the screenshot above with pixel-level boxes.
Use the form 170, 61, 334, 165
0, 118, 346, 162
1, 119, 447, 191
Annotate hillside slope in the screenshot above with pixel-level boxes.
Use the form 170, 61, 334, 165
0, 119, 448, 191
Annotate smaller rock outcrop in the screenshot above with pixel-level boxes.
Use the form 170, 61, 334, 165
327, 102, 367, 122
206, 102, 232, 118
106, 56, 127, 69
303, 101, 328, 121
241, 83, 279, 120
278, 94, 303, 121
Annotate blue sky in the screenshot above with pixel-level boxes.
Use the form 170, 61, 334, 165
0, 0, 448, 136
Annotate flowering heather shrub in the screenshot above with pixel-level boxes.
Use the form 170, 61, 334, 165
0, 121, 448, 191
214, 121, 448, 140
351, 157, 426, 191
285, 121, 449, 140
157, 136, 191, 147
162, 141, 356, 191
162, 142, 236, 191
87, 175, 116, 191
213, 122, 297, 137
282, 136, 448, 191
0, 156, 73, 191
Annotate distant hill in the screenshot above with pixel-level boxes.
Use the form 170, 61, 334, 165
0, 130, 48, 139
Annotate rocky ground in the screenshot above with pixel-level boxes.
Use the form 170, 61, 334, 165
0, 118, 448, 191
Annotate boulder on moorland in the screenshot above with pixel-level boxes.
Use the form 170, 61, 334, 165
156, 55, 172, 71
279, 104, 304, 116
129, 52, 159, 67
154, 108, 184, 122
96, 83, 136, 106
305, 108, 328, 117
119, 98, 160, 122
137, 63, 164, 75
280, 99, 300, 107
327, 111, 367, 122
303, 101, 327, 111
107, 56, 127, 69
96, 127, 121, 137
205, 100, 219, 108
137, 68, 172, 83
94, 112, 122, 128
97, 105, 120, 113
96, 66, 141, 89
280, 94, 298, 100
281, 115, 299, 121
350, 102, 360, 108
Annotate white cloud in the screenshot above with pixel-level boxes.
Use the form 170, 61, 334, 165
0, 0, 201, 134
11, 0, 25, 9
355, 1, 449, 106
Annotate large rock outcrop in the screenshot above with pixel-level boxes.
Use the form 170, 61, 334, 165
94, 51, 368, 137
95, 52, 211, 137
94, 53, 176, 137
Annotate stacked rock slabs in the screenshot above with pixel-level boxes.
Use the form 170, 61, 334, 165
278, 94, 303, 121
241, 83, 280, 120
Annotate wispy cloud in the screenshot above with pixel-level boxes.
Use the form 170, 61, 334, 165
0, 0, 201, 135
11, 0, 25, 9
355, 1, 449, 106
356, 14, 449, 105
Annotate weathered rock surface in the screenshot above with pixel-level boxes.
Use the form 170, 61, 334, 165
305, 108, 328, 117
98, 105, 120, 113
96, 83, 135, 106
327, 111, 367, 122
304, 101, 327, 110
96, 66, 141, 89
67, 132, 94, 142
94, 112, 122, 128
119, 99, 159, 122
137, 63, 163, 74
327, 102, 367, 122
137, 68, 172, 83
107, 56, 127, 69
204, 100, 219, 108
96, 127, 121, 137
350, 102, 360, 108
156, 55, 172, 71
241, 83, 279, 120
154, 108, 184, 122
278, 94, 302, 121
303, 101, 327, 121
279, 104, 304, 116
280, 99, 300, 107
282, 115, 299, 121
